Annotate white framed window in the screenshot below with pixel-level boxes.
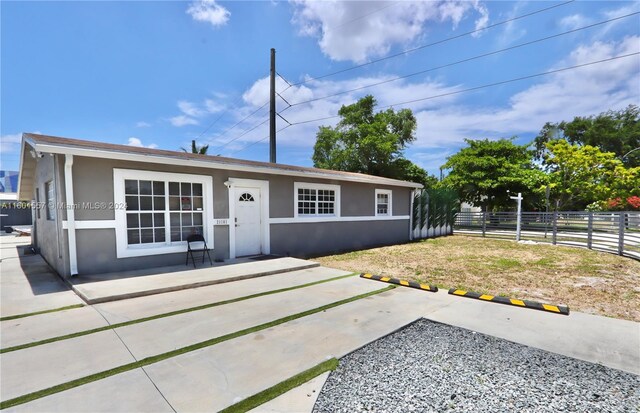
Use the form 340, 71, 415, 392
294, 182, 340, 218
114, 169, 213, 258
45, 180, 55, 220
375, 189, 392, 216
35, 188, 41, 219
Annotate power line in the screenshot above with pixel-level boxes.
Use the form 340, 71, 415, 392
208, 101, 269, 149
287, 0, 576, 86
287, 52, 640, 126
192, 73, 269, 141
211, 117, 270, 154
228, 125, 292, 156
288, 11, 640, 107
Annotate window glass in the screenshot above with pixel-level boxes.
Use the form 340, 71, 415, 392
124, 178, 205, 245
376, 191, 391, 216
296, 186, 336, 216
45, 181, 55, 220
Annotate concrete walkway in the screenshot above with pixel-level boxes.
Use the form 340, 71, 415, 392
69, 257, 320, 304
6, 283, 638, 412
0, 236, 83, 319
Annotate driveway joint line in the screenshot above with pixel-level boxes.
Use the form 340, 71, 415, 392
1, 272, 359, 354
0, 284, 394, 410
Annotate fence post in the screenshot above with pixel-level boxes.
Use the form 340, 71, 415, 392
618, 212, 624, 256
587, 212, 593, 250
482, 211, 486, 237
552, 211, 558, 245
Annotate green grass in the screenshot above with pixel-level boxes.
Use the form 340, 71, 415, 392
1, 273, 359, 354
0, 304, 85, 322
0, 285, 394, 410
219, 358, 339, 413
493, 258, 522, 269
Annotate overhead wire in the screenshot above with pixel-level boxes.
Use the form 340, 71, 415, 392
287, 0, 576, 86
286, 11, 640, 107
285, 52, 640, 126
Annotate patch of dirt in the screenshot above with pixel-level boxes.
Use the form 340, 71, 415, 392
315, 235, 640, 322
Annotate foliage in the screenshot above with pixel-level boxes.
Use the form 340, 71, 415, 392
534, 105, 640, 167
181, 140, 209, 155
312, 95, 436, 186
586, 196, 640, 211
543, 140, 640, 210
440, 138, 547, 211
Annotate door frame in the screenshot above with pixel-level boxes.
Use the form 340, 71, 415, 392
227, 177, 270, 259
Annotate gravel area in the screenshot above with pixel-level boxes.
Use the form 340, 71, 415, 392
314, 319, 640, 412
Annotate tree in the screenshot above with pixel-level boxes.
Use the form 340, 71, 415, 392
441, 138, 547, 211
543, 140, 639, 210
181, 140, 209, 155
534, 105, 640, 167
312, 95, 436, 187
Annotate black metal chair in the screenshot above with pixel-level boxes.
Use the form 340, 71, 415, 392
186, 234, 213, 268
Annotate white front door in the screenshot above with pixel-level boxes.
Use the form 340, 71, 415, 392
234, 186, 262, 256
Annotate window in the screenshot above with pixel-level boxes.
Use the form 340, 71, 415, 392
375, 189, 392, 216
45, 181, 55, 220
124, 179, 204, 245
294, 183, 340, 218
239, 193, 255, 202
35, 188, 41, 219
114, 169, 213, 258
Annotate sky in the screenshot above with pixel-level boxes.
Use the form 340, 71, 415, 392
2, 0, 639, 176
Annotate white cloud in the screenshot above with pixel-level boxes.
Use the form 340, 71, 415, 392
169, 115, 199, 127
177, 100, 205, 118
291, 0, 489, 63
186, 0, 230, 28
127, 137, 158, 149
223, 36, 639, 170
410, 36, 640, 149
471, 1, 489, 37
0, 133, 23, 155
136, 121, 151, 128
204, 99, 225, 113
559, 14, 593, 31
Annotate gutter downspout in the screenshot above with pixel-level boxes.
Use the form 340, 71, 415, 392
64, 154, 78, 276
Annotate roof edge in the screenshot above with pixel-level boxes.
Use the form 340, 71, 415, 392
23, 133, 423, 189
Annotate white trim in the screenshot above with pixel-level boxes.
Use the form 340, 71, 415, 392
113, 169, 214, 258
269, 215, 410, 224
64, 155, 78, 276
227, 178, 270, 259
293, 182, 341, 219
62, 220, 116, 229
28, 141, 422, 188
375, 189, 393, 217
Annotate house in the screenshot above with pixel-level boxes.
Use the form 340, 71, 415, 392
17, 133, 422, 277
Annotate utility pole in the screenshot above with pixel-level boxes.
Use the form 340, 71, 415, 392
269, 48, 276, 163
510, 192, 523, 241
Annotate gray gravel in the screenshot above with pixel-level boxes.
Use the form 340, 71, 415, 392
313, 319, 640, 413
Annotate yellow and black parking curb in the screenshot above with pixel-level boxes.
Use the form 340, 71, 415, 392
360, 273, 438, 292
448, 289, 570, 315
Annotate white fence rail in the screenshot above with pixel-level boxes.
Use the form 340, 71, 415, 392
454, 211, 640, 261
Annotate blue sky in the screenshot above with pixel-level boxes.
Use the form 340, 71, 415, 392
2, 0, 639, 176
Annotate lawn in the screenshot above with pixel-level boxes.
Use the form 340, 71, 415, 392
315, 235, 640, 321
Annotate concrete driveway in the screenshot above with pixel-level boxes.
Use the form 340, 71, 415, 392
1, 235, 639, 412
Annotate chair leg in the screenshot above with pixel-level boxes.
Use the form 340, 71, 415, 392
206, 250, 213, 265
190, 251, 196, 268
186, 250, 189, 266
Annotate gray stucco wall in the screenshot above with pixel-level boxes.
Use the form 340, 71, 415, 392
64, 156, 414, 275
33, 154, 69, 276
270, 220, 410, 257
